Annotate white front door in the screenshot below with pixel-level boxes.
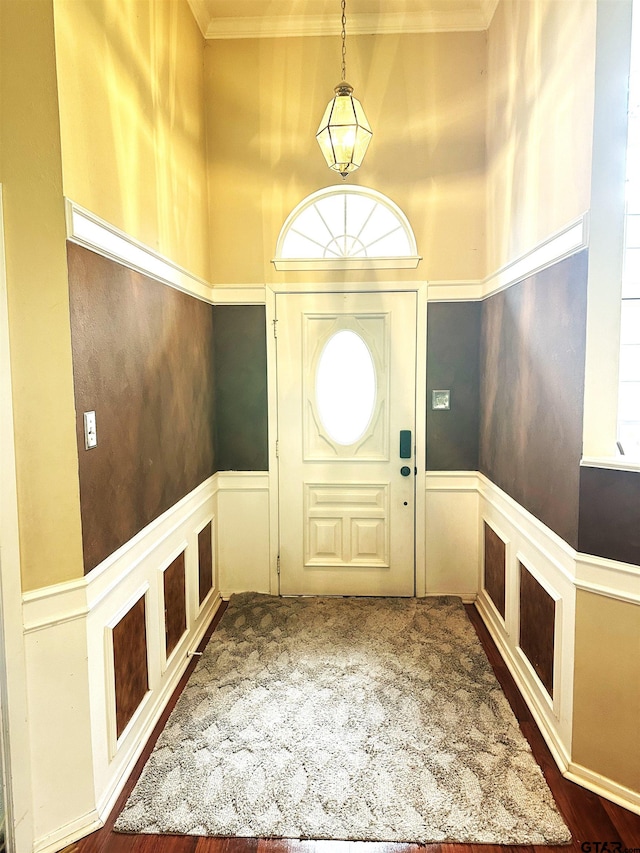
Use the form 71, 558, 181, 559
276, 291, 417, 596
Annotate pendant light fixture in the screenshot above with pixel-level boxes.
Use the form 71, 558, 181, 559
316, 0, 373, 179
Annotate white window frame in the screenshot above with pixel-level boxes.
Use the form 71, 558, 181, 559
617, 0, 640, 459
582, 0, 638, 469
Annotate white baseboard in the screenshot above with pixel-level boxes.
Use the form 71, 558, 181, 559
565, 763, 640, 816
32, 810, 102, 853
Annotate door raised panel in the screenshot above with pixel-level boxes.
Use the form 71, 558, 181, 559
304, 483, 389, 568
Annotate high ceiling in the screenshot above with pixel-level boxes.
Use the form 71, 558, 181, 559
187, 0, 500, 39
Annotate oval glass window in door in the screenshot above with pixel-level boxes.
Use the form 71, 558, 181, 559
315, 329, 376, 445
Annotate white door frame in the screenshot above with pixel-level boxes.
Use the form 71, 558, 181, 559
0, 185, 35, 853
265, 281, 428, 597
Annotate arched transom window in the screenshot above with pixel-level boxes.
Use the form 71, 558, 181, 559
273, 186, 421, 270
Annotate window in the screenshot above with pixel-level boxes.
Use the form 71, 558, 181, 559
315, 329, 376, 446
619, 0, 640, 457
273, 186, 420, 270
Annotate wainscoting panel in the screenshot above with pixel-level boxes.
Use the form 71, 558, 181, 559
163, 552, 187, 659
23, 616, 99, 850
519, 561, 556, 699
112, 594, 149, 738
476, 474, 575, 770
424, 473, 480, 599
22, 461, 640, 851
198, 521, 213, 605
23, 476, 221, 853
216, 472, 271, 597
483, 521, 506, 619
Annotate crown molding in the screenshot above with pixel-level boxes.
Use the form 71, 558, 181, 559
186, 0, 211, 38
480, 0, 500, 29
191, 6, 500, 40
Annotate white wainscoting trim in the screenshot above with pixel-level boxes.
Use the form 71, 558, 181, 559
23, 474, 218, 631
426, 214, 589, 302
574, 552, 640, 605
482, 214, 589, 299
430, 472, 577, 769
424, 472, 481, 598
476, 591, 572, 772
216, 471, 271, 492
426, 280, 484, 301
565, 763, 640, 817
210, 286, 267, 304
25, 475, 221, 853
216, 471, 272, 598
23, 466, 640, 844
427, 470, 640, 603
425, 471, 480, 492
479, 475, 577, 758
64, 199, 214, 304
95, 591, 222, 824
477, 474, 577, 582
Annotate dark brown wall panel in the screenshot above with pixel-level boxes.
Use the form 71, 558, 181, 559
578, 466, 640, 566
426, 301, 480, 471
213, 305, 268, 471
484, 522, 506, 619
479, 251, 588, 548
164, 552, 187, 657
198, 521, 213, 604
519, 563, 555, 698
68, 243, 216, 572
113, 596, 148, 738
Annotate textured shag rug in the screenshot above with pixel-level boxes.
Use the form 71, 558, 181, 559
115, 593, 571, 844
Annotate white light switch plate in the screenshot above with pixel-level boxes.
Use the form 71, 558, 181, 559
84, 411, 97, 449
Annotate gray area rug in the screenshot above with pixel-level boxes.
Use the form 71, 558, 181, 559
115, 593, 571, 844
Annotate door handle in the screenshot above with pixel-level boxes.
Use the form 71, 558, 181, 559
399, 430, 412, 459
400, 466, 411, 477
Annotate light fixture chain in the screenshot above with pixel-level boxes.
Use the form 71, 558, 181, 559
341, 0, 347, 81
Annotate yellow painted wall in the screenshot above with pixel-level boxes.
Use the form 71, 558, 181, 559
0, 0, 84, 590
205, 31, 486, 284
53, 0, 211, 281
572, 591, 640, 793
486, 0, 596, 272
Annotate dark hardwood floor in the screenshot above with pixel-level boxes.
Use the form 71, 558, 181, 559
66, 601, 640, 853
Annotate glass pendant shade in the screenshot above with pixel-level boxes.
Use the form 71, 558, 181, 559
316, 83, 373, 178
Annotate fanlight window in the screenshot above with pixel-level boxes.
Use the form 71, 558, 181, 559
273, 186, 421, 270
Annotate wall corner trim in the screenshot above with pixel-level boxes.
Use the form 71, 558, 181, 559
64, 199, 215, 304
